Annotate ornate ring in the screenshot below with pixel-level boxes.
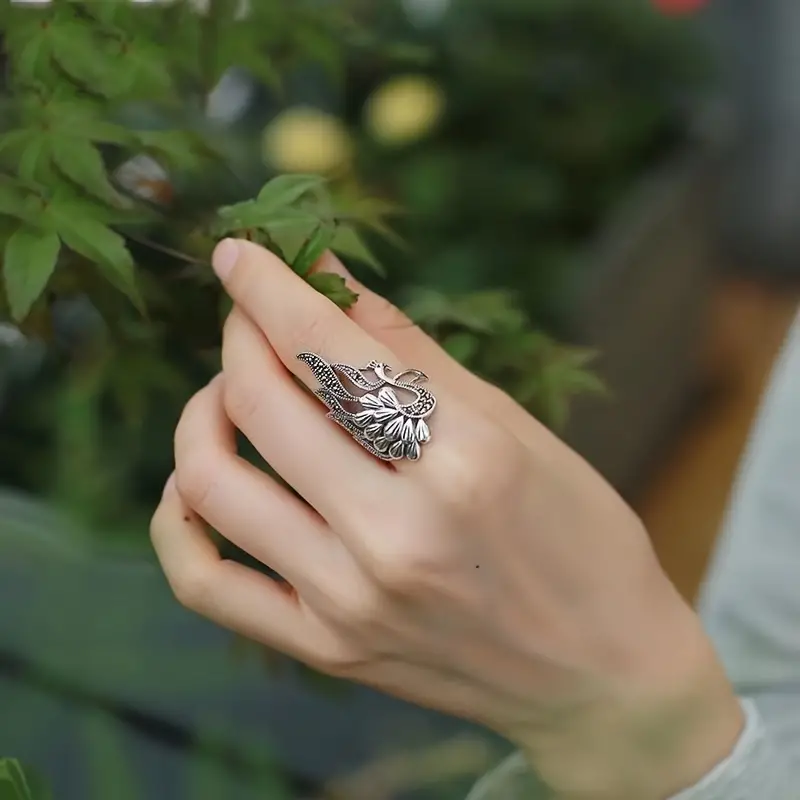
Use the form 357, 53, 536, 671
297, 352, 436, 462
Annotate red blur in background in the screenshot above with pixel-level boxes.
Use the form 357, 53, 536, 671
653, 0, 709, 14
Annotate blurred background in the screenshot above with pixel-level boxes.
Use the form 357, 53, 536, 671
2, 0, 800, 797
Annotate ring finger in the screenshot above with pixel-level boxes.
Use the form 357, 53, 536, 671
173, 376, 351, 595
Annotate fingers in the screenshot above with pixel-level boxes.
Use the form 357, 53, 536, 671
151, 477, 323, 662
212, 238, 398, 384
220, 309, 394, 525
312, 253, 540, 443
213, 238, 474, 476
172, 376, 350, 592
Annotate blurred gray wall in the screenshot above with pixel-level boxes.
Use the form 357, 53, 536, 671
709, 0, 800, 277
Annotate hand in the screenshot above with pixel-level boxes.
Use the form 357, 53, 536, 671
151, 240, 743, 800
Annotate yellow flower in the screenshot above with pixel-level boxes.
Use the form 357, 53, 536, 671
364, 75, 445, 146
262, 107, 352, 174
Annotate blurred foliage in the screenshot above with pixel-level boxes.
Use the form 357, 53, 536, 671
346, 0, 705, 325
0, 759, 49, 800
0, 0, 694, 541
0, 759, 31, 800
0, 0, 398, 535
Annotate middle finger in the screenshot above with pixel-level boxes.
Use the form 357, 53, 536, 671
221, 308, 396, 527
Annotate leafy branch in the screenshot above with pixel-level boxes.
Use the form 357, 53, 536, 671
0, 1, 391, 328
0, 759, 36, 800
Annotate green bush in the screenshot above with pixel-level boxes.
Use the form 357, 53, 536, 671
0, 0, 699, 535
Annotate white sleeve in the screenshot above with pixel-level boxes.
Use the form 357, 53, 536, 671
669, 699, 792, 800
694, 310, 800, 795
468, 314, 800, 799
698, 312, 800, 690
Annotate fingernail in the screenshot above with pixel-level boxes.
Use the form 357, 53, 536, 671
212, 239, 239, 280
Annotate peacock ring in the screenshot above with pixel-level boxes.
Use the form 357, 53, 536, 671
296, 352, 436, 462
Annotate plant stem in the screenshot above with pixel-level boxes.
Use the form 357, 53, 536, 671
124, 232, 209, 267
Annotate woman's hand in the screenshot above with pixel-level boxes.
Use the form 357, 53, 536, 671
151, 240, 743, 800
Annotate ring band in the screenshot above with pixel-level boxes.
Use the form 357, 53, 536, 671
297, 352, 436, 462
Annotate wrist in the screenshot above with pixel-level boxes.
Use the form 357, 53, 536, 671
516, 609, 744, 799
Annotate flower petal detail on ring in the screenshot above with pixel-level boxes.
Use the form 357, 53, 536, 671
378, 386, 400, 408
405, 440, 421, 460
415, 419, 431, 443
361, 394, 383, 410
389, 440, 406, 459
353, 410, 375, 428
401, 418, 416, 442
374, 408, 399, 423
384, 416, 404, 439
374, 437, 391, 454
365, 423, 383, 440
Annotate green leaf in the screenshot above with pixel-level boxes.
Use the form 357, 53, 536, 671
50, 137, 121, 202
330, 225, 383, 274
85, 121, 137, 147
442, 332, 479, 364
306, 272, 358, 310
291, 223, 336, 276
17, 136, 51, 184
256, 174, 326, 211
122, 40, 176, 99
135, 130, 218, 170
32, 97, 135, 146
237, 44, 282, 91
213, 202, 318, 236
49, 15, 118, 95
0, 130, 34, 159
405, 288, 527, 333
10, 30, 51, 83
0, 185, 38, 225
0, 759, 33, 800
267, 223, 318, 264
329, 187, 404, 244
46, 203, 142, 310
2, 226, 61, 321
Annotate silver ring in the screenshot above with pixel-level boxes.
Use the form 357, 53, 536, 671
297, 352, 436, 462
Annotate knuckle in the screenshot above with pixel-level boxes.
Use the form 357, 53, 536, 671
371, 294, 411, 329
174, 389, 204, 445
367, 538, 443, 593
439, 422, 523, 507
326, 582, 383, 628
222, 375, 262, 427
290, 307, 337, 356
174, 456, 217, 512
309, 642, 370, 678
170, 563, 214, 611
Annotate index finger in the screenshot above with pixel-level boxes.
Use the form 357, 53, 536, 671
212, 238, 398, 381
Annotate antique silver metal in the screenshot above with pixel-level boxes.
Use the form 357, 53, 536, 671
296, 352, 436, 462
